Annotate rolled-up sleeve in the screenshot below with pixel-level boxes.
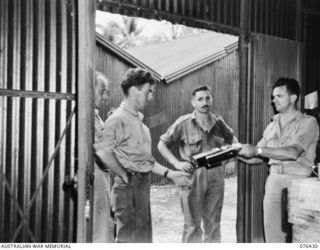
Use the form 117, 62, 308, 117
256, 138, 267, 148
256, 123, 274, 147
232, 136, 239, 144
290, 117, 319, 154
159, 119, 182, 146
218, 118, 234, 144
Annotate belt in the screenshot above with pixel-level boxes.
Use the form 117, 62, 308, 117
94, 159, 109, 172
270, 164, 312, 177
126, 169, 150, 176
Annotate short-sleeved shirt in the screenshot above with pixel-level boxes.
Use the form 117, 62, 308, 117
257, 111, 319, 168
94, 109, 105, 144
94, 102, 155, 173
94, 109, 110, 173
160, 111, 235, 162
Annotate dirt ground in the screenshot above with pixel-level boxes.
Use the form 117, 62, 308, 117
150, 176, 237, 243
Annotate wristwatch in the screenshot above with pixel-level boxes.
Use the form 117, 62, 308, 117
256, 147, 263, 156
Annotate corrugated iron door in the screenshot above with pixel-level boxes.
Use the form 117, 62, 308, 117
0, 0, 77, 242
237, 33, 302, 242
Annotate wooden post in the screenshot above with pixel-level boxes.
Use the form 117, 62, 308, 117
237, 0, 250, 243
76, 0, 96, 243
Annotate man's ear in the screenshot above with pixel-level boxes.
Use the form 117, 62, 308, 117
191, 98, 195, 108
128, 86, 137, 96
290, 94, 298, 104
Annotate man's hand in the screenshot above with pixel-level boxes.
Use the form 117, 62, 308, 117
120, 172, 130, 184
173, 161, 194, 174
223, 160, 235, 177
238, 144, 257, 158
167, 170, 192, 187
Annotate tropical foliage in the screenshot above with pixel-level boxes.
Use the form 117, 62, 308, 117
96, 10, 206, 49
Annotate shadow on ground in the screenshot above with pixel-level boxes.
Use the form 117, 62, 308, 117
150, 176, 237, 243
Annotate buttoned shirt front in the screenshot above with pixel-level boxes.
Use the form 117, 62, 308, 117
94, 102, 155, 173
257, 111, 319, 168
160, 111, 235, 162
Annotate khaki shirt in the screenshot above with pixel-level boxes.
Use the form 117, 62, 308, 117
160, 111, 235, 161
94, 109, 105, 144
257, 111, 319, 168
95, 102, 155, 173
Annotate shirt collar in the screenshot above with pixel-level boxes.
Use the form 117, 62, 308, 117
191, 110, 219, 130
272, 111, 303, 123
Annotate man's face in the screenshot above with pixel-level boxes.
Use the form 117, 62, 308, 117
272, 86, 296, 113
191, 90, 213, 114
135, 83, 153, 111
95, 80, 110, 109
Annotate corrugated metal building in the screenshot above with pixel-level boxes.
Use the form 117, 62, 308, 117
97, 0, 319, 243
126, 32, 239, 183
1, 0, 320, 243
96, 31, 239, 184
95, 33, 161, 119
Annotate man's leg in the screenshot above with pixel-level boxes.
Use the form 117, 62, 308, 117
203, 167, 224, 243
180, 169, 204, 243
131, 174, 152, 243
93, 167, 113, 242
263, 173, 286, 243
111, 175, 134, 243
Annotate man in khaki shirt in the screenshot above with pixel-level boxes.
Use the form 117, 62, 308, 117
92, 71, 114, 242
238, 78, 319, 242
158, 85, 237, 243
95, 68, 191, 243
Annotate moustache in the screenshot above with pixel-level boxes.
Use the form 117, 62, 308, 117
201, 105, 209, 109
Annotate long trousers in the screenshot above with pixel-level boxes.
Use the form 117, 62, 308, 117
263, 172, 308, 242
181, 166, 224, 243
111, 173, 152, 243
93, 165, 114, 242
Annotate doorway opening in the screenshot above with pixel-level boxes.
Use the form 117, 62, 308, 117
95, 10, 239, 243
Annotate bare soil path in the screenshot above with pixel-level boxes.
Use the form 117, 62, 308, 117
150, 176, 237, 243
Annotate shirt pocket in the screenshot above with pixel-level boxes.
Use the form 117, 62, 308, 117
211, 135, 225, 147
127, 134, 144, 148
264, 132, 279, 147
282, 134, 294, 146
182, 134, 202, 155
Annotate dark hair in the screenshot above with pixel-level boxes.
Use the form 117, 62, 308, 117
121, 67, 155, 96
191, 85, 212, 97
272, 78, 300, 103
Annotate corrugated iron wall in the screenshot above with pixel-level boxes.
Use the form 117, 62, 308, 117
302, 11, 320, 163
238, 34, 302, 242
96, 40, 132, 119
249, 0, 298, 40
97, 0, 241, 35
146, 50, 240, 183
98, 0, 299, 39
96, 37, 239, 184
301, 1, 320, 103
304, 14, 320, 94
0, 0, 77, 242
